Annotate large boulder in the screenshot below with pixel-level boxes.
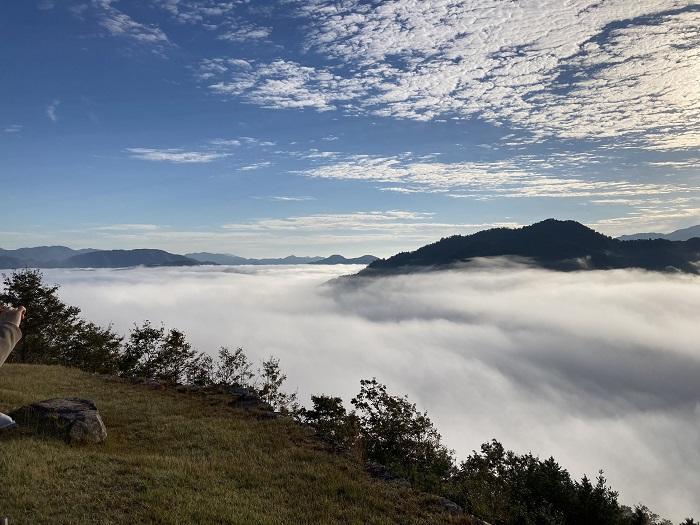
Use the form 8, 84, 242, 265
9, 398, 107, 444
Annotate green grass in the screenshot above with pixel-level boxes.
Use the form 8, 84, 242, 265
0, 365, 467, 524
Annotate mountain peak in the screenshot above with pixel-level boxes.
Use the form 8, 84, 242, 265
360, 220, 700, 276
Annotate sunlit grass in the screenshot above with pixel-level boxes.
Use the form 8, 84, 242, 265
0, 364, 466, 524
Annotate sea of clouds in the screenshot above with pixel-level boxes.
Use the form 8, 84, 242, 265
42, 263, 700, 520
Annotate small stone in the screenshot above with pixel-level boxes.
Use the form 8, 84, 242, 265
9, 398, 107, 444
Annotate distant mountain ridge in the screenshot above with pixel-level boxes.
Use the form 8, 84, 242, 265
618, 224, 700, 241
186, 253, 324, 265
0, 246, 202, 269
311, 254, 379, 265
0, 246, 378, 269
358, 219, 700, 276
186, 252, 378, 265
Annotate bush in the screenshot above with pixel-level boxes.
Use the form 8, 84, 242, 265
300, 395, 360, 452
351, 378, 454, 491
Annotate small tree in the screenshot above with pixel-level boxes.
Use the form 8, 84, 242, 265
256, 356, 298, 413
300, 395, 360, 451
351, 378, 454, 491
215, 346, 254, 387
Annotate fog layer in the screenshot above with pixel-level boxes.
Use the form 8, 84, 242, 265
43, 264, 700, 519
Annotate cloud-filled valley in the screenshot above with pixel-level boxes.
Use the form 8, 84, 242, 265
42, 264, 700, 520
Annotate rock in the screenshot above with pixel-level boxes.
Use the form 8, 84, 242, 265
433, 496, 463, 516
228, 386, 274, 412
9, 398, 107, 444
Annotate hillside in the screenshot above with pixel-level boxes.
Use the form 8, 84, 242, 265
312, 254, 379, 265
57, 249, 202, 268
186, 253, 324, 265
618, 224, 700, 241
0, 364, 465, 525
0, 248, 203, 269
359, 219, 700, 276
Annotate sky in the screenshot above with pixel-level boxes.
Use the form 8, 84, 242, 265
1, 0, 699, 257
46, 264, 700, 520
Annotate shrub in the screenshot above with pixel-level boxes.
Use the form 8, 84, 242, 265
300, 395, 360, 452
351, 378, 454, 491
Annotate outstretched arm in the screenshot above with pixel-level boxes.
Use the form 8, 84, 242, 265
0, 305, 25, 367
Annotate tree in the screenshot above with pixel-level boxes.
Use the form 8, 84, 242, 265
215, 346, 253, 387
1, 269, 82, 363
0, 269, 121, 372
120, 321, 198, 383
256, 356, 298, 413
351, 378, 453, 491
300, 395, 360, 451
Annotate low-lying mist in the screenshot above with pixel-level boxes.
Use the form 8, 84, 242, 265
43, 263, 700, 520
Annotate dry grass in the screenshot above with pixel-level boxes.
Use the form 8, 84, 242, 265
0, 364, 465, 524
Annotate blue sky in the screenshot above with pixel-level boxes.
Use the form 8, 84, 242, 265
1, 0, 698, 257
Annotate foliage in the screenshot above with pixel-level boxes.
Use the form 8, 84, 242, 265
1, 269, 122, 372
351, 378, 454, 491
119, 321, 199, 383
256, 356, 298, 413
0, 270, 299, 408
214, 346, 254, 387
300, 395, 360, 452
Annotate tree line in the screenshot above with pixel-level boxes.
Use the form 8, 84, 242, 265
1, 269, 695, 525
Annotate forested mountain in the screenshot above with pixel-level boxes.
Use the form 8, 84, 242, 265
0, 247, 202, 268
57, 249, 201, 268
359, 219, 700, 276
311, 254, 379, 265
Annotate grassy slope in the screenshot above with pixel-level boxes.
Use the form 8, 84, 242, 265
0, 364, 465, 525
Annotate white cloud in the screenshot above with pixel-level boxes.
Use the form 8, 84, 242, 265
44, 264, 700, 521
266, 196, 316, 202
46, 100, 59, 122
300, 153, 690, 199
92, 0, 169, 45
203, 59, 367, 112
3, 124, 22, 133
218, 25, 271, 42
209, 138, 241, 147
90, 223, 162, 232
239, 161, 272, 171
126, 147, 230, 163
201, 1, 698, 150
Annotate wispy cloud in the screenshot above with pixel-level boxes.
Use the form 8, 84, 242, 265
239, 161, 272, 171
91, 0, 169, 46
90, 223, 162, 232
3, 124, 22, 133
46, 100, 60, 122
266, 196, 316, 202
126, 147, 230, 163
299, 153, 690, 200
218, 25, 271, 42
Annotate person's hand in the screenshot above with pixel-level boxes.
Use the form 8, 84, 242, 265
0, 305, 26, 328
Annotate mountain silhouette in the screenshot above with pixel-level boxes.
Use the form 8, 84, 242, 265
311, 254, 379, 265
57, 250, 202, 268
618, 224, 700, 241
186, 253, 324, 265
358, 219, 700, 276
